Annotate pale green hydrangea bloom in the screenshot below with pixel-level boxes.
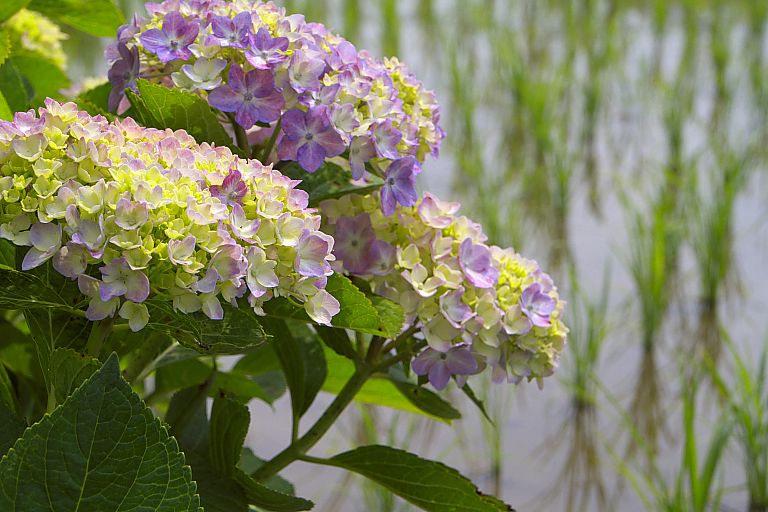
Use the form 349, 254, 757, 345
5, 9, 68, 70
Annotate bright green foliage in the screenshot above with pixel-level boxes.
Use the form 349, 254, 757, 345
0, 354, 202, 511
328, 445, 513, 511
27, 0, 124, 37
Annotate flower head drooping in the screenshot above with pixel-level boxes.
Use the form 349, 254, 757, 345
0, 101, 338, 329
108, 0, 445, 212
320, 192, 568, 389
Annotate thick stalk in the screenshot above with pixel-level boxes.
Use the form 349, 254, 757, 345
228, 113, 251, 157
251, 365, 371, 481
85, 317, 114, 359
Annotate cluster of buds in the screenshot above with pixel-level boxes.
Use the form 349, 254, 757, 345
320, 193, 568, 389
0, 100, 338, 331
5, 8, 68, 70
106, 0, 444, 215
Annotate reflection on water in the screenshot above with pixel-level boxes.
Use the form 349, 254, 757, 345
65, 0, 768, 509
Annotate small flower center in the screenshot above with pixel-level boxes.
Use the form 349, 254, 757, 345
242, 92, 254, 101
304, 133, 314, 141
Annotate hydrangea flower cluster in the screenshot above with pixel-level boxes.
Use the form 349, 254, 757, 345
5, 9, 68, 70
105, 0, 444, 214
0, 100, 339, 331
320, 193, 568, 390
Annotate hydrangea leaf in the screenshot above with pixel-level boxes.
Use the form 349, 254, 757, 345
0, 60, 33, 112
0, 0, 29, 23
167, 386, 313, 512
145, 301, 269, 355
0, 353, 202, 511
390, 380, 461, 421
27, 0, 124, 37
0, 398, 24, 456
461, 383, 494, 424
280, 160, 383, 207
328, 445, 515, 512
76, 82, 113, 119
231, 344, 287, 403
322, 346, 447, 420
49, 347, 100, 404
8, 52, 70, 100
262, 319, 326, 417
0, 90, 10, 121
238, 448, 295, 496
0, 268, 82, 311
128, 79, 233, 148
315, 325, 358, 361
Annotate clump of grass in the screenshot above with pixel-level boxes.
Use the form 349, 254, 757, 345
601, 372, 731, 512
709, 333, 768, 512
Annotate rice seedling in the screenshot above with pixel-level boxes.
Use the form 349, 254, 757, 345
708, 333, 768, 512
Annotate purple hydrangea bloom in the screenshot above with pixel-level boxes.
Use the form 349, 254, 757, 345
210, 169, 247, 205
349, 136, 376, 180
372, 120, 402, 160
295, 230, 334, 278
206, 12, 252, 48
277, 106, 345, 173
520, 283, 556, 328
333, 214, 376, 274
208, 65, 284, 129
139, 12, 199, 63
458, 238, 499, 289
288, 50, 326, 93
380, 157, 419, 216
99, 258, 150, 303
412, 345, 480, 390
245, 27, 289, 69
108, 44, 141, 112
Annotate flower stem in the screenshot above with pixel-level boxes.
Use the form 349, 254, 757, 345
228, 113, 251, 157
260, 118, 281, 162
251, 364, 372, 481
85, 317, 115, 359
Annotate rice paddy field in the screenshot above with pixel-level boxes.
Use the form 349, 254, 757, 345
65, 0, 768, 510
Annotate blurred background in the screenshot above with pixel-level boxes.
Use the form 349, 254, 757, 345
60, 0, 768, 510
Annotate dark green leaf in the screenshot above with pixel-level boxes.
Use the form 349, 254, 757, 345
231, 345, 287, 403
0, 0, 29, 23
391, 379, 461, 421
461, 383, 494, 424
0, 354, 202, 510
0, 240, 14, 268
0, 361, 16, 416
8, 52, 70, 100
0, 60, 33, 112
128, 80, 232, 148
0, 267, 82, 311
239, 448, 295, 495
213, 371, 273, 404
167, 385, 313, 512
0, 399, 24, 456
49, 347, 100, 404
76, 82, 113, 118
209, 395, 250, 476
28, 0, 124, 37
146, 300, 268, 354
315, 325, 358, 360
280, 160, 383, 206
329, 445, 514, 511
155, 358, 213, 395
263, 318, 326, 417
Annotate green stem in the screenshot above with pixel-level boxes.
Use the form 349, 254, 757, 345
85, 317, 115, 359
260, 118, 281, 162
251, 365, 372, 481
229, 113, 251, 157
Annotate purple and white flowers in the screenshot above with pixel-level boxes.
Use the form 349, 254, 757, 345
0, 101, 339, 331
320, 192, 568, 390
107, 0, 445, 213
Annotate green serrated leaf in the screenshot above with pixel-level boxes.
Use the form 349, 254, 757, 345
0, 267, 80, 310
0, 354, 202, 510
0, 0, 29, 23
0, 59, 32, 112
49, 347, 100, 404
146, 300, 269, 354
315, 325, 358, 360
280, 160, 383, 206
461, 383, 494, 424
390, 379, 461, 421
210, 396, 250, 477
8, 51, 70, 100
329, 445, 514, 511
167, 386, 312, 512
0, 398, 24, 456
28, 0, 124, 37
128, 79, 233, 147
263, 319, 326, 417
369, 294, 405, 339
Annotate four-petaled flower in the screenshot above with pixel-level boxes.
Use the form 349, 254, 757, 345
245, 27, 289, 69
206, 12, 252, 48
458, 238, 499, 288
139, 12, 199, 63
278, 106, 345, 172
381, 157, 419, 216
412, 346, 480, 390
208, 65, 284, 129
210, 170, 247, 205
520, 283, 556, 328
